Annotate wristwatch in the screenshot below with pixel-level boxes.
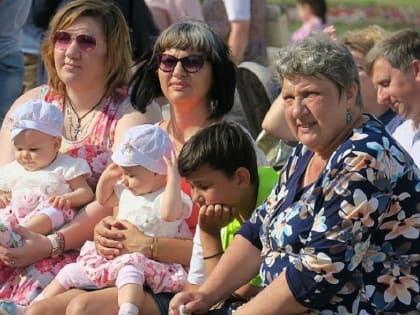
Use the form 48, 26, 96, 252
47, 232, 64, 258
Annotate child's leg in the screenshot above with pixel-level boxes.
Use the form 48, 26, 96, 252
116, 265, 145, 315
35, 263, 95, 302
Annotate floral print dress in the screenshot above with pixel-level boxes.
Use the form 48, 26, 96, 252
0, 85, 131, 307
239, 116, 420, 314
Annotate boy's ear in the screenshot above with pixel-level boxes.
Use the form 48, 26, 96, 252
235, 167, 251, 188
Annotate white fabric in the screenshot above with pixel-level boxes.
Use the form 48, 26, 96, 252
114, 184, 192, 238
222, 0, 250, 21
0, 153, 91, 192
187, 226, 205, 285
112, 124, 173, 174
9, 99, 63, 140
392, 119, 420, 167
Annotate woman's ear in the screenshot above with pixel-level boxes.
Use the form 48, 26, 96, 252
344, 82, 358, 104
235, 167, 251, 188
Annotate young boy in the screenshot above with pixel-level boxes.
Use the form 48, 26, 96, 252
173, 121, 279, 313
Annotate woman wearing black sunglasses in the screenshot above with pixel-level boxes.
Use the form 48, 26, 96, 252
0, 0, 162, 313
49, 19, 242, 315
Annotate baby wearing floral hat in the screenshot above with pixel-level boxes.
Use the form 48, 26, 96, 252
36, 124, 193, 315
0, 99, 93, 251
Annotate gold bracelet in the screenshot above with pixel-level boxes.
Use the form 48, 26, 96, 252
150, 237, 159, 260
203, 251, 224, 260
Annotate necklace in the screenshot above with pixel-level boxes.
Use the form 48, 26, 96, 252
67, 95, 105, 139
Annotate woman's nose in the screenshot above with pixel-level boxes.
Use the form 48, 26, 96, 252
172, 61, 186, 77
291, 98, 308, 117
64, 40, 82, 58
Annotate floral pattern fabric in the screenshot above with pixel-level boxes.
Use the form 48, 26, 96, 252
239, 116, 420, 314
0, 85, 130, 307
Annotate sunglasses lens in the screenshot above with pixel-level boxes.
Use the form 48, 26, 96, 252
53, 31, 97, 52
159, 54, 178, 72
77, 35, 97, 51
182, 55, 205, 73
158, 54, 205, 73
54, 31, 72, 48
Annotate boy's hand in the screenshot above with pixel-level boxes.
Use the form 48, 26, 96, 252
163, 148, 181, 184
48, 195, 71, 210
198, 204, 236, 235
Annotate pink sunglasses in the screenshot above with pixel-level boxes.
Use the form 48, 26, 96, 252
53, 30, 97, 52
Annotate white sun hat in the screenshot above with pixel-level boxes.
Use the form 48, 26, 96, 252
111, 124, 173, 175
9, 99, 64, 141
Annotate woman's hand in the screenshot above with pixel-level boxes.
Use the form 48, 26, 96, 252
94, 216, 152, 258
94, 216, 125, 259
0, 225, 51, 267
198, 204, 236, 236
118, 219, 152, 257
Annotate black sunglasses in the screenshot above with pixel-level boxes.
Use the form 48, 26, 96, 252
157, 54, 206, 73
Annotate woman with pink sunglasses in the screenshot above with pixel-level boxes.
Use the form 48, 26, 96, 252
0, 0, 162, 313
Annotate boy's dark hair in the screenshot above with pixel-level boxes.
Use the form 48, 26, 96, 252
178, 122, 259, 187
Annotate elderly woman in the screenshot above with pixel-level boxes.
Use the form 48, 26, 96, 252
169, 33, 420, 314
0, 0, 161, 312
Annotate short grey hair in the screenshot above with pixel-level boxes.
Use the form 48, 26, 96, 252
276, 32, 363, 107
365, 29, 420, 75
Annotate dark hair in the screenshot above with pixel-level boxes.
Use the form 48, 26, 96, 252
129, 19, 236, 119
178, 121, 259, 187
297, 0, 328, 24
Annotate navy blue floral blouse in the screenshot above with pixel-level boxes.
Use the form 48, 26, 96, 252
239, 116, 420, 314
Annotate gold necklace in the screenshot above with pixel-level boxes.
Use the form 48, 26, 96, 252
67, 95, 105, 139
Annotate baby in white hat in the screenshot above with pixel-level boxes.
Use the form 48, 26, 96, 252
38, 124, 192, 315
0, 99, 94, 251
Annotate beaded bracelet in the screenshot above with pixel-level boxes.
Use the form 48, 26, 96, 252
203, 251, 224, 260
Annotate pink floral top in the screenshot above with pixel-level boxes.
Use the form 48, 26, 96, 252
40, 85, 131, 189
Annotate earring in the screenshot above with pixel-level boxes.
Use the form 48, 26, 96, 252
346, 108, 352, 124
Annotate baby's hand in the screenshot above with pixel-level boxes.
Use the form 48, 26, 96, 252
163, 149, 181, 183
48, 195, 71, 210
199, 204, 236, 235
103, 163, 124, 182
0, 192, 11, 208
